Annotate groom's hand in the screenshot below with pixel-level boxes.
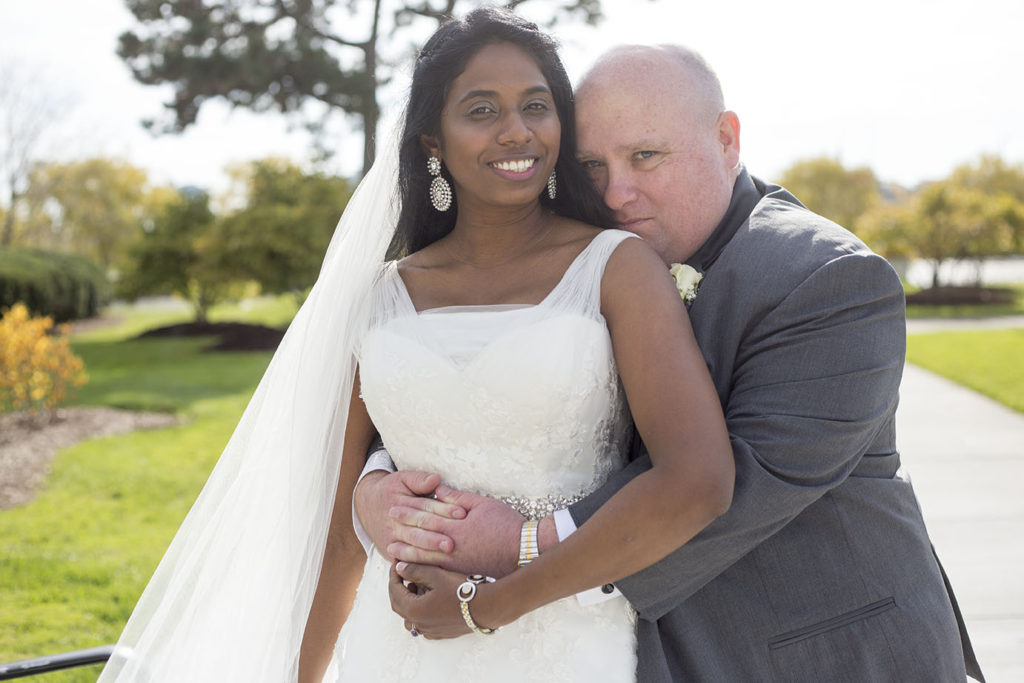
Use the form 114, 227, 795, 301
389, 486, 523, 578
354, 470, 465, 563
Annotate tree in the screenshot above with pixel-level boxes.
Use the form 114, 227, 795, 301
120, 189, 233, 322
118, 0, 606, 175
778, 157, 881, 232
21, 158, 168, 272
218, 158, 353, 298
930, 185, 1022, 285
949, 155, 1024, 251
0, 63, 73, 246
859, 180, 1023, 288
950, 154, 1024, 202
856, 201, 918, 263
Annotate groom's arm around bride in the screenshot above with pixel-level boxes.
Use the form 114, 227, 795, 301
360, 44, 980, 683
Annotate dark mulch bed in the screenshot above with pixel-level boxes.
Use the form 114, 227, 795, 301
138, 322, 285, 351
906, 286, 1016, 306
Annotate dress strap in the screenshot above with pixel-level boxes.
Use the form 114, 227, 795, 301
544, 229, 638, 317
358, 262, 413, 355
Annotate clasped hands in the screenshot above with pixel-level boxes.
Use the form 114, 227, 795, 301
355, 470, 537, 639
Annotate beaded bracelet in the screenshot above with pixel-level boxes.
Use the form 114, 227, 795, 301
456, 574, 497, 635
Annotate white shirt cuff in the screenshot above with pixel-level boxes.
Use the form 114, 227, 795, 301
352, 449, 397, 555
552, 509, 622, 605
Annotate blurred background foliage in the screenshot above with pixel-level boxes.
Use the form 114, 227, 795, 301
1, 0, 1023, 675
781, 154, 1024, 290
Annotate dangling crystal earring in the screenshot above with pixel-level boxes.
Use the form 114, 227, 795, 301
428, 156, 452, 212
546, 169, 557, 200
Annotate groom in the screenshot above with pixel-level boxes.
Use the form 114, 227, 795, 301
356, 45, 981, 681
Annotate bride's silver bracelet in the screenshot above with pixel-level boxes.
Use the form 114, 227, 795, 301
456, 574, 497, 635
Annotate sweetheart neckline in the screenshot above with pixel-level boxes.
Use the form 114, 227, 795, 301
364, 312, 609, 373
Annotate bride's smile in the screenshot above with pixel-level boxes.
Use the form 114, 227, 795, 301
487, 156, 539, 178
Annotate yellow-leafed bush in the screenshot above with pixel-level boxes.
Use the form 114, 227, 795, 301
0, 303, 88, 415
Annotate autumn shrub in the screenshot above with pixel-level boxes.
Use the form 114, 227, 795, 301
0, 302, 88, 415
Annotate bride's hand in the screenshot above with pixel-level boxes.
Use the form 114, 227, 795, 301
390, 562, 476, 640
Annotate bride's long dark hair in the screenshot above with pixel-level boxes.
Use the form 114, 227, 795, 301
387, 7, 615, 259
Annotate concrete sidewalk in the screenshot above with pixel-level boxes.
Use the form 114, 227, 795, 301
897, 363, 1024, 682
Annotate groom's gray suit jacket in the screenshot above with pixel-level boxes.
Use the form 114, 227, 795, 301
571, 171, 972, 682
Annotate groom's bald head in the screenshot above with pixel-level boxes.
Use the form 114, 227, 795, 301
578, 45, 726, 126
574, 45, 741, 264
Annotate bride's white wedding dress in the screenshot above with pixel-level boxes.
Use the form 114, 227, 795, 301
326, 229, 639, 682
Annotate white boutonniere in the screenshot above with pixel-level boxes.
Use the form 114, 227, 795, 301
669, 263, 703, 304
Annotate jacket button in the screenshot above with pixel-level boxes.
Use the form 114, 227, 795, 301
601, 583, 615, 594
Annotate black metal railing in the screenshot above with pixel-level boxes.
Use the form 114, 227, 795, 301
0, 645, 114, 680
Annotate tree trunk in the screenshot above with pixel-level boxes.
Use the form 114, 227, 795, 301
931, 259, 941, 289
192, 289, 210, 324
194, 301, 209, 324
360, 0, 383, 176
361, 99, 378, 177
1, 183, 16, 246
1, 208, 14, 246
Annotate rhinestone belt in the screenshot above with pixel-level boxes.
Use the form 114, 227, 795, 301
499, 493, 585, 520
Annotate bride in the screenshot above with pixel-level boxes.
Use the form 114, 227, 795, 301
98, 8, 732, 683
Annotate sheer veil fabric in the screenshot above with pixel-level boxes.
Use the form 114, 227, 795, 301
97, 134, 401, 683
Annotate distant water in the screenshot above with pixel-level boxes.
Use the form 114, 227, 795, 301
901, 255, 1024, 288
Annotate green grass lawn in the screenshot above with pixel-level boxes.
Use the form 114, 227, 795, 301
907, 328, 1024, 413
2, 292, 1021, 677
0, 304, 278, 678
0, 393, 255, 674
72, 337, 274, 413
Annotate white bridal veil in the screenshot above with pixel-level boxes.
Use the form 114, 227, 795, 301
97, 133, 401, 682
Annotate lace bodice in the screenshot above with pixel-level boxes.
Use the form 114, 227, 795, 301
331, 230, 640, 682
358, 229, 636, 502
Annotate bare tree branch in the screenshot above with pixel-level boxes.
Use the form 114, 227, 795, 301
275, 0, 371, 48
395, 0, 458, 27
0, 63, 74, 245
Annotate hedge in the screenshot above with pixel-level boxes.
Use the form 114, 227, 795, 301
0, 248, 110, 321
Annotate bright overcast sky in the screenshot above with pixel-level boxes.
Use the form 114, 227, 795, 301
2, 0, 1022, 194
